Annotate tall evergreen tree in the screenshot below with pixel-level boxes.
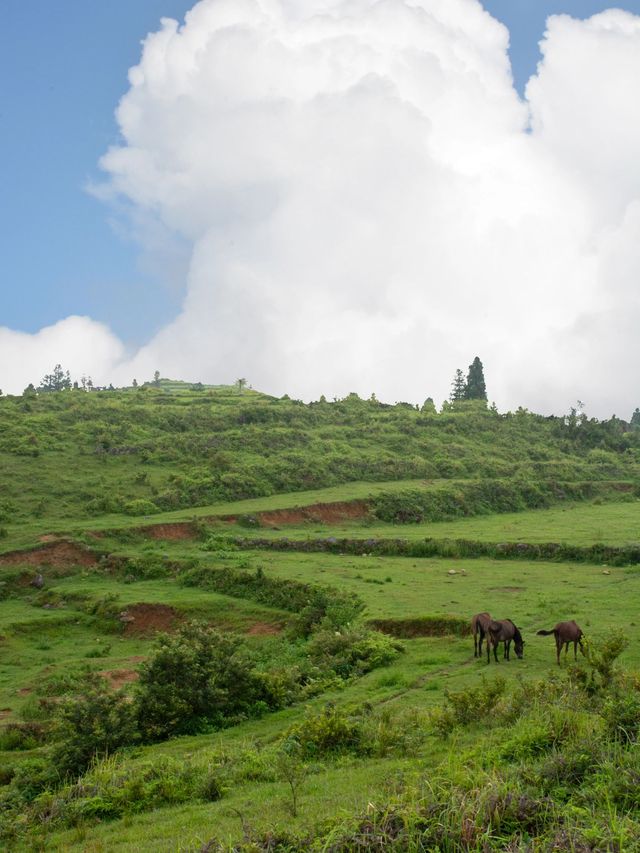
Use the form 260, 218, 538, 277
465, 357, 487, 401
450, 369, 467, 402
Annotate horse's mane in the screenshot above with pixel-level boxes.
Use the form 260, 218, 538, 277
511, 622, 523, 643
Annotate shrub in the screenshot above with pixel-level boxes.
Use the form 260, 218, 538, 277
0, 722, 47, 751
136, 622, 267, 741
283, 705, 366, 758
52, 681, 139, 777
308, 626, 402, 679
123, 498, 160, 516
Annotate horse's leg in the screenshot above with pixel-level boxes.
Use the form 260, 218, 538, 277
555, 634, 561, 665
504, 640, 510, 661
493, 641, 499, 663
573, 640, 578, 661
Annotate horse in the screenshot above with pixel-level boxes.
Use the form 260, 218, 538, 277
487, 619, 524, 663
471, 612, 492, 658
537, 621, 585, 665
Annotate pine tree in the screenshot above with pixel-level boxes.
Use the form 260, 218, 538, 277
631, 408, 640, 429
450, 369, 466, 402
465, 357, 487, 401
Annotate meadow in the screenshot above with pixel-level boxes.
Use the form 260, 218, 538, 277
2, 387, 640, 850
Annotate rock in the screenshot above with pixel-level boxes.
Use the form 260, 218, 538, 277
447, 569, 457, 575
30, 574, 44, 589
602, 570, 611, 575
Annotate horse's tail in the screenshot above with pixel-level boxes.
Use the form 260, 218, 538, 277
536, 629, 555, 636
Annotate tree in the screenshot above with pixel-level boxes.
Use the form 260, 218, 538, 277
132, 378, 138, 389
465, 356, 487, 401
153, 370, 161, 388
235, 377, 247, 394
450, 369, 466, 402
631, 408, 640, 429
39, 364, 71, 392
421, 397, 436, 413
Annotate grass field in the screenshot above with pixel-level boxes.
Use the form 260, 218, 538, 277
2, 388, 640, 849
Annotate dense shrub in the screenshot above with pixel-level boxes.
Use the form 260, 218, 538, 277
307, 625, 402, 678
51, 680, 139, 777
136, 622, 269, 741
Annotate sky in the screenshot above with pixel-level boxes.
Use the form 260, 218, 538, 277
1, 0, 640, 415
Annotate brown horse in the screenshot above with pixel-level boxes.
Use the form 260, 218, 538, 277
487, 619, 524, 663
537, 621, 585, 665
471, 612, 492, 658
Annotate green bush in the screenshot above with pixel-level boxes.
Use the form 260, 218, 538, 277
52, 680, 139, 777
123, 498, 160, 516
284, 705, 366, 758
308, 626, 402, 679
136, 622, 269, 741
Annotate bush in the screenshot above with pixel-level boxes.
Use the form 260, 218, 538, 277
308, 626, 402, 679
51, 680, 139, 777
136, 622, 268, 741
0, 722, 47, 751
284, 705, 366, 758
123, 498, 160, 516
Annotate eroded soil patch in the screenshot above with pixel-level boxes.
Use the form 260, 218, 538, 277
225, 500, 371, 527
0, 541, 98, 569
120, 603, 181, 637
140, 523, 198, 540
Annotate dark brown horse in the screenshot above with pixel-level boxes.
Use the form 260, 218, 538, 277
487, 619, 524, 663
471, 612, 492, 658
537, 621, 585, 665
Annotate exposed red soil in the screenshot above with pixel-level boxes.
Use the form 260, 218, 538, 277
141, 522, 197, 540
246, 621, 283, 636
99, 669, 139, 690
0, 541, 98, 569
38, 534, 59, 543
133, 500, 370, 539
121, 603, 181, 637
224, 500, 371, 527
18, 688, 32, 696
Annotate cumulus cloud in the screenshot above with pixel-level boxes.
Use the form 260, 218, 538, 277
0, 316, 124, 392
4, 1, 640, 415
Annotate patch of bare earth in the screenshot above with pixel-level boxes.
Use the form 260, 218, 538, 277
246, 622, 283, 636
0, 541, 98, 569
0, 709, 12, 720
139, 522, 197, 540
120, 603, 181, 637
224, 500, 371, 527
99, 669, 139, 690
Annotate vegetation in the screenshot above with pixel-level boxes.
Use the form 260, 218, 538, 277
1, 381, 640, 849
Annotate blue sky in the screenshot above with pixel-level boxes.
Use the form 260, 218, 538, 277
2, 0, 640, 346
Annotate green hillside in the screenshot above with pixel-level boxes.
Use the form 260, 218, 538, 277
2, 388, 640, 850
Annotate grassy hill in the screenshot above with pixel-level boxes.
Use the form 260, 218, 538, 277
1, 388, 640, 850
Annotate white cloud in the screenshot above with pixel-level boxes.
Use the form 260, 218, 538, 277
0, 316, 124, 392
4, 1, 640, 417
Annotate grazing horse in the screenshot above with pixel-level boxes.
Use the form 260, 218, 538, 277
487, 619, 524, 663
471, 612, 492, 658
537, 621, 585, 665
